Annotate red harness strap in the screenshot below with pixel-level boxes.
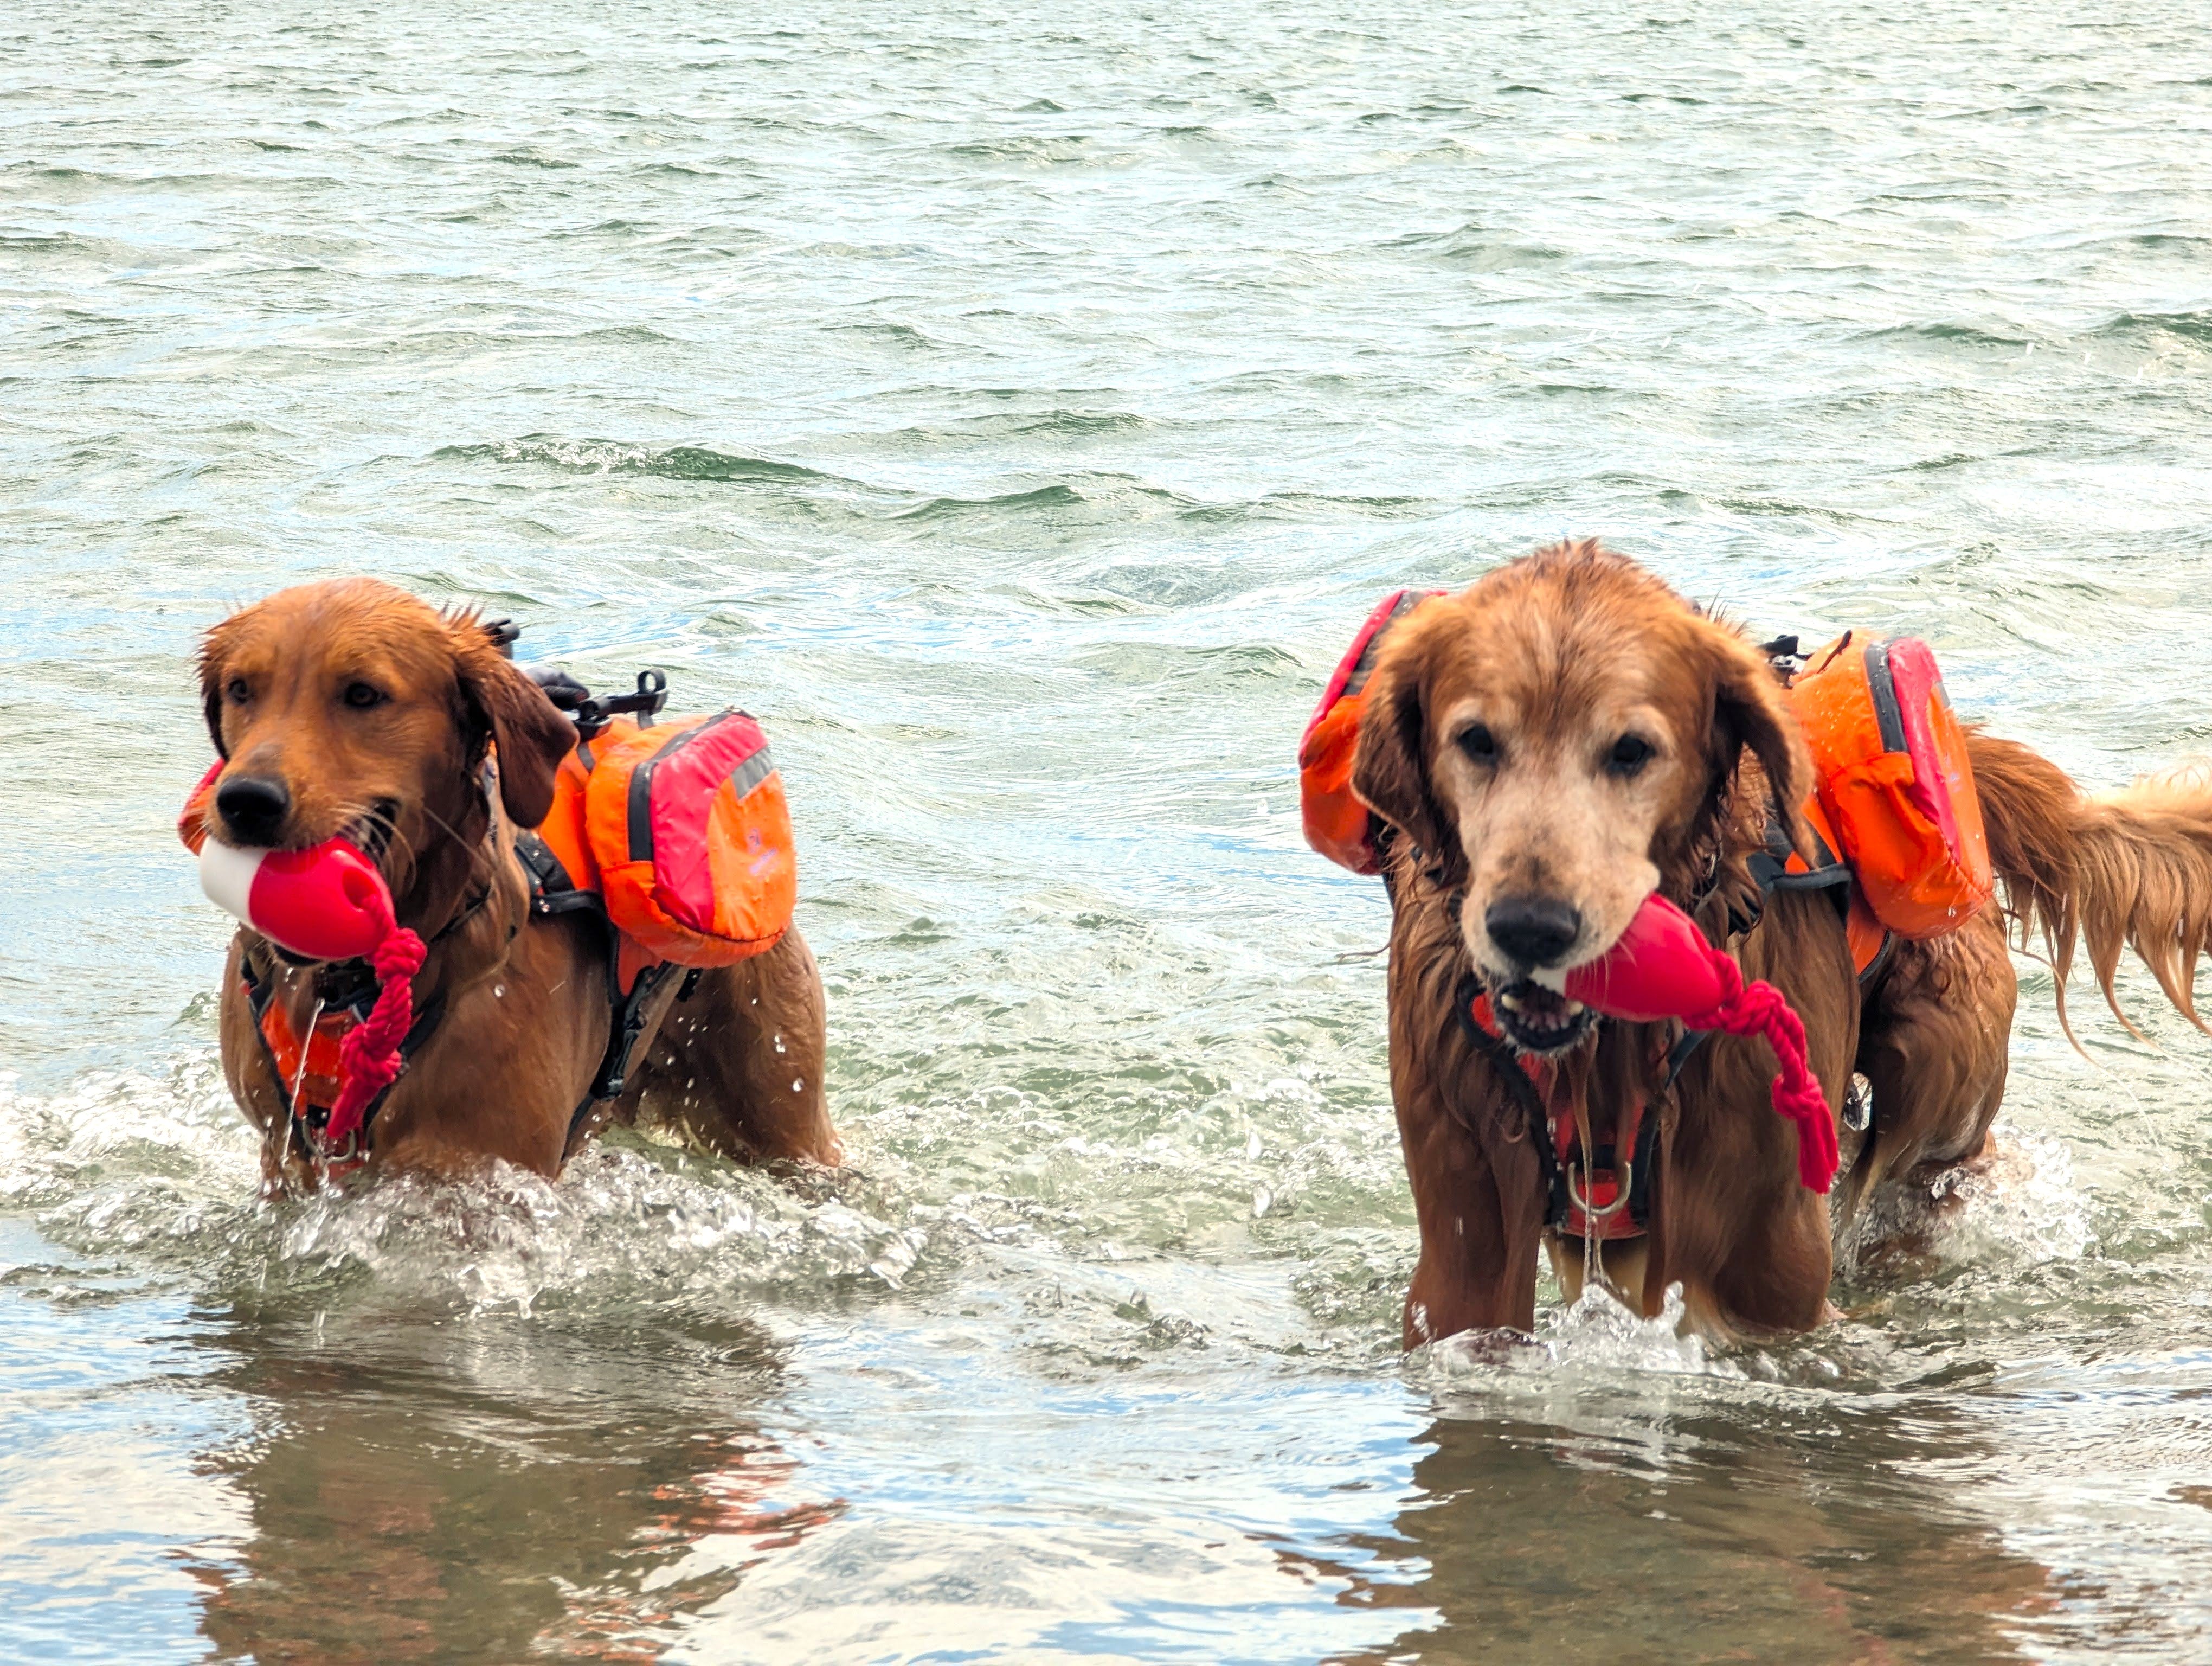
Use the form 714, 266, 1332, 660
1551, 1073, 1650, 1242
1467, 991, 1655, 1242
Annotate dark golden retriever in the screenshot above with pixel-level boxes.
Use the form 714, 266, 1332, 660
1352, 541, 2210, 1343
198, 579, 837, 1189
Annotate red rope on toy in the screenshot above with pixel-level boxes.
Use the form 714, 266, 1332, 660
1682, 956, 1840, 1194
321, 885, 425, 1155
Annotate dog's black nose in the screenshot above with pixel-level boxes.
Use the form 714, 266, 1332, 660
216, 774, 291, 846
1484, 894, 1583, 969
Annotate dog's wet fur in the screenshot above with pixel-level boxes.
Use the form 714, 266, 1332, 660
1354, 541, 2212, 1344
200, 578, 837, 1189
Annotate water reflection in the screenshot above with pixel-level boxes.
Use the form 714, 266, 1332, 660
1324, 1396, 2058, 1665
188, 1306, 839, 1663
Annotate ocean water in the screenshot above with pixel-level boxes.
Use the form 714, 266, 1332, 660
3, 1, 2210, 1658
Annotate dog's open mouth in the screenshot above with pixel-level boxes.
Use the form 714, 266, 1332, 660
1492, 979, 1598, 1055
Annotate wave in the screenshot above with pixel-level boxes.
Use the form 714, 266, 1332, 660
1854, 321, 2031, 350
2096, 309, 2212, 345
434, 437, 835, 485
892, 483, 1085, 520
1383, 223, 1568, 268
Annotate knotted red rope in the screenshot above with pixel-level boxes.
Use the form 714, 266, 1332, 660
322, 887, 425, 1154
1679, 952, 1839, 1193
1566, 892, 1841, 1194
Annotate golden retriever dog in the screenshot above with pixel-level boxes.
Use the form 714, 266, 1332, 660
1352, 541, 2209, 1343
197, 579, 837, 1189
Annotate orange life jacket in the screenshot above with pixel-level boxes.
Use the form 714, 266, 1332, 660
518, 708, 797, 985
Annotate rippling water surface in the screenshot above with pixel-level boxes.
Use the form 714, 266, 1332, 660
4, 2, 2211, 1658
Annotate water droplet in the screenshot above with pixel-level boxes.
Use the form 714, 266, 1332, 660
493, 984, 505, 998
791, 1078, 804, 1092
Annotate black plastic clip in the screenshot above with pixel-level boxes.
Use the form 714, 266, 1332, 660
1758, 633, 1804, 679
572, 669, 670, 740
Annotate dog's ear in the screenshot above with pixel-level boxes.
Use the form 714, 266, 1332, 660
198, 617, 241, 759
1352, 624, 1467, 885
1707, 626, 1810, 846
449, 618, 575, 828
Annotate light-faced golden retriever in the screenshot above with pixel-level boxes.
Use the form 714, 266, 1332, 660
1353, 541, 2212, 1342
198, 578, 838, 1189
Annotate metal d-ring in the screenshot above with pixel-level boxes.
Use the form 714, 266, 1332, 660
1565, 1157, 1634, 1223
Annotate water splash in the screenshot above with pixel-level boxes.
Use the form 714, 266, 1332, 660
1836, 1121, 2097, 1277
1413, 1283, 1745, 1386
0, 1060, 930, 1318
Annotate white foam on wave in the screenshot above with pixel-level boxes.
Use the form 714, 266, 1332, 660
273, 1143, 931, 1317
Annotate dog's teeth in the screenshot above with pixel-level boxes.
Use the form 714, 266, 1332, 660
1562, 999, 1584, 1016
1497, 991, 1523, 1011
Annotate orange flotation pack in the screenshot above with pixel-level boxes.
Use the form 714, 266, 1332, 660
1298, 601, 1989, 951
1297, 590, 1439, 873
1785, 632, 1991, 940
522, 708, 797, 978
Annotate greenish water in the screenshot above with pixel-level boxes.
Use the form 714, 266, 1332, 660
3, 2, 2210, 1659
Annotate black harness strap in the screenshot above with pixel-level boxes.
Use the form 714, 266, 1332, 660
516, 827, 691, 1164
1451, 971, 1571, 1229
1453, 971, 1676, 1237
514, 830, 601, 918
562, 959, 678, 1162
1664, 808, 1886, 1091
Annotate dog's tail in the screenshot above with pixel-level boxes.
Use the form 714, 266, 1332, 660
1968, 727, 2212, 1043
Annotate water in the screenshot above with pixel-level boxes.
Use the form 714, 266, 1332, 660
3, 1, 2210, 1657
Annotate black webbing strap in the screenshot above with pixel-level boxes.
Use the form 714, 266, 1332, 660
562, 958, 679, 1161
1666, 808, 1885, 1090
1450, 972, 1570, 1229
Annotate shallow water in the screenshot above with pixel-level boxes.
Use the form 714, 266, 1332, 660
4, 1, 2211, 1658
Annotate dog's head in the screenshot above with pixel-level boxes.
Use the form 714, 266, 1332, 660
198, 579, 575, 904
1352, 541, 1805, 1055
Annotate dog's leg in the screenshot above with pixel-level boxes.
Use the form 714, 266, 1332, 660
1845, 918, 2015, 1255
1542, 1233, 1653, 1317
1394, 1086, 1547, 1347
624, 929, 838, 1167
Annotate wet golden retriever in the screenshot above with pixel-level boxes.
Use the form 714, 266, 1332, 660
197, 579, 837, 1189
1353, 541, 2211, 1342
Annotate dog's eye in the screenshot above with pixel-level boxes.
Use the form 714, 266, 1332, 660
1458, 724, 1499, 764
1607, 733, 1655, 776
224, 677, 251, 704
343, 681, 387, 710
